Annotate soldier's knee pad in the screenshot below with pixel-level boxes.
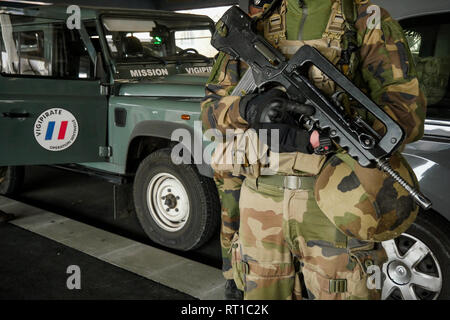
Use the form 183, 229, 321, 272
314, 152, 419, 242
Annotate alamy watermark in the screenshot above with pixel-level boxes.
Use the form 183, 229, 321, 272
366, 5, 381, 30
66, 265, 81, 290
170, 121, 280, 175
66, 5, 81, 30
367, 265, 383, 290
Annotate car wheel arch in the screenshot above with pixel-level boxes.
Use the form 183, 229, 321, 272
125, 120, 213, 177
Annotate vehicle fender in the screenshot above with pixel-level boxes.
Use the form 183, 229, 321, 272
127, 120, 214, 178
403, 152, 450, 221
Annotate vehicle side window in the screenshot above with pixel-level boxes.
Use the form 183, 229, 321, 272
52, 23, 95, 79
402, 13, 450, 120
174, 29, 217, 58
0, 14, 96, 79
0, 14, 50, 76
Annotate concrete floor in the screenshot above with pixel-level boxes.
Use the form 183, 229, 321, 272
0, 223, 194, 300
14, 166, 222, 268
0, 166, 225, 300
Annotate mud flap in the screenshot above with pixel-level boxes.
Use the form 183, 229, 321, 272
113, 184, 135, 220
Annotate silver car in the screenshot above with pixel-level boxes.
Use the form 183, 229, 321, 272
374, 0, 450, 300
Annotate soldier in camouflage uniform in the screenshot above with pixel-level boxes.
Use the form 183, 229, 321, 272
202, 0, 426, 300
212, 1, 271, 300
213, 171, 244, 299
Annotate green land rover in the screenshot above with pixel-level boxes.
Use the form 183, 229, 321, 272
0, 4, 221, 251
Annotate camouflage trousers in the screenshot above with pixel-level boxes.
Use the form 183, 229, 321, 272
232, 175, 387, 300
214, 171, 245, 280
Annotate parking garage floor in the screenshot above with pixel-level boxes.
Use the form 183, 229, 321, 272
0, 168, 225, 299
0, 223, 194, 300
12, 166, 223, 268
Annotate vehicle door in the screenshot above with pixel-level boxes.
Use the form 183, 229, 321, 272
400, 12, 450, 217
0, 12, 108, 166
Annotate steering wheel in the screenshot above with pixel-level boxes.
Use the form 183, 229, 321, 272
177, 48, 199, 55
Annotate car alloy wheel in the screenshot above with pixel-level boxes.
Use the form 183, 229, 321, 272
381, 233, 442, 300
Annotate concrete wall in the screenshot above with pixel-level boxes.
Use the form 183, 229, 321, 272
371, 0, 450, 20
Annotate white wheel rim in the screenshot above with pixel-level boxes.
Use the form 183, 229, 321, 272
381, 233, 442, 300
146, 173, 190, 233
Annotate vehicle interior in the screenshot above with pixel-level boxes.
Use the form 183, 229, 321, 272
402, 12, 450, 120
102, 17, 215, 64
0, 14, 97, 79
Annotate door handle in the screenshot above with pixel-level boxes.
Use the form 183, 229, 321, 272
2, 112, 30, 118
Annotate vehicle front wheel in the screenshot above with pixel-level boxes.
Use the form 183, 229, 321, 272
133, 148, 220, 251
381, 211, 450, 300
0, 166, 24, 195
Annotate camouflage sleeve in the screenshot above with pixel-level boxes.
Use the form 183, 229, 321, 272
355, 3, 427, 145
200, 52, 249, 135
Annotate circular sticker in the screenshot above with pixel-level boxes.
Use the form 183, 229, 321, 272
34, 108, 79, 152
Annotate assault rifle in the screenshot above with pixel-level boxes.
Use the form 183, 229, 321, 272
211, 6, 432, 210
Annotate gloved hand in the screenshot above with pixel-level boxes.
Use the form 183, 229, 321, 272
240, 88, 315, 126
239, 88, 316, 153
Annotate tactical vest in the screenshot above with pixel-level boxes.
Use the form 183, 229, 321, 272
213, 0, 421, 245
211, 0, 362, 178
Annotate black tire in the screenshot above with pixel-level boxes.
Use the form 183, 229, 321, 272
406, 212, 450, 299
382, 211, 450, 300
0, 166, 24, 195
133, 148, 220, 251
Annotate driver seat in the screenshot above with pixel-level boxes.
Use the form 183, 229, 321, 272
122, 36, 143, 57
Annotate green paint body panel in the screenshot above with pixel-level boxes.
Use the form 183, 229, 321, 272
0, 4, 215, 176
118, 75, 208, 98
0, 77, 108, 165
93, 92, 203, 175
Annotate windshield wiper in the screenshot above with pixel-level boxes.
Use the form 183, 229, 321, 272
144, 54, 168, 65
169, 54, 213, 63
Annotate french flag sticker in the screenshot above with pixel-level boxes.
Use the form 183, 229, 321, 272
34, 108, 79, 151
45, 121, 69, 141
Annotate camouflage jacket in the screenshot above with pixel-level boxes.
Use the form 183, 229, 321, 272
201, 0, 426, 147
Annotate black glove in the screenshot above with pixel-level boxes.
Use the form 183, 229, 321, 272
240, 89, 314, 127
239, 88, 315, 153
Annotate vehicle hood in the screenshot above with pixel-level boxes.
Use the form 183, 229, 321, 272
118, 73, 209, 98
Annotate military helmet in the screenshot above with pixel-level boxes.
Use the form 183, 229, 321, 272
314, 152, 419, 242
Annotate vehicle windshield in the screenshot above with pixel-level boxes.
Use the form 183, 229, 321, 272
102, 16, 216, 64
